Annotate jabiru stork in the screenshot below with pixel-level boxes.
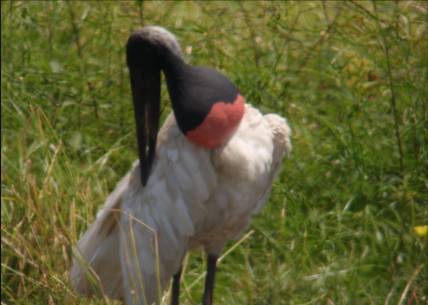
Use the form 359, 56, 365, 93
70, 26, 291, 305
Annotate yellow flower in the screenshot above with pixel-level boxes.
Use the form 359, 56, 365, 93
414, 225, 428, 237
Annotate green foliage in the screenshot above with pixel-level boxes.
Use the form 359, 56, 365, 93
1, 1, 427, 304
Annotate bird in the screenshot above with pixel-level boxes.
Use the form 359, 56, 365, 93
70, 26, 292, 305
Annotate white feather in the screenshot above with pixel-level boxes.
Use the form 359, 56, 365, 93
70, 104, 292, 305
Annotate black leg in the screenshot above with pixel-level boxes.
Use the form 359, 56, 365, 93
202, 255, 218, 305
171, 266, 182, 305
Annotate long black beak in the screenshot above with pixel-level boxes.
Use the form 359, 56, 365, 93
126, 32, 161, 186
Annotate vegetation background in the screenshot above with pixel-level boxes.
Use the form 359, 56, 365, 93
1, 1, 427, 305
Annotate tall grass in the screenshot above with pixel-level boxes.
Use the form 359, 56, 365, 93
2, 1, 427, 304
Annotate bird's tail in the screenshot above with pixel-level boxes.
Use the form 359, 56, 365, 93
69, 171, 132, 299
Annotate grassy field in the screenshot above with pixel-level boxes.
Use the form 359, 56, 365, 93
1, 1, 427, 304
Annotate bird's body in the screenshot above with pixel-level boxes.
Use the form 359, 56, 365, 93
70, 26, 291, 305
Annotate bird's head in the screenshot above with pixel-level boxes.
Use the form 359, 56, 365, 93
126, 26, 245, 186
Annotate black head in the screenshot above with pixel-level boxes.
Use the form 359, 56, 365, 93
126, 27, 243, 185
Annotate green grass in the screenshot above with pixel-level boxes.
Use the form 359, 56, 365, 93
1, 1, 427, 304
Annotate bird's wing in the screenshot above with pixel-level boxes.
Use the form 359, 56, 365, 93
70, 113, 218, 303
119, 113, 218, 305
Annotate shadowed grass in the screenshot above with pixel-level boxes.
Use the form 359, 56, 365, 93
2, 1, 427, 305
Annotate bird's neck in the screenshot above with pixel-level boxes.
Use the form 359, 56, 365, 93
157, 46, 187, 81
156, 47, 246, 150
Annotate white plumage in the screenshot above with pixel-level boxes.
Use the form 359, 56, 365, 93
71, 108, 291, 304
70, 26, 292, 305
